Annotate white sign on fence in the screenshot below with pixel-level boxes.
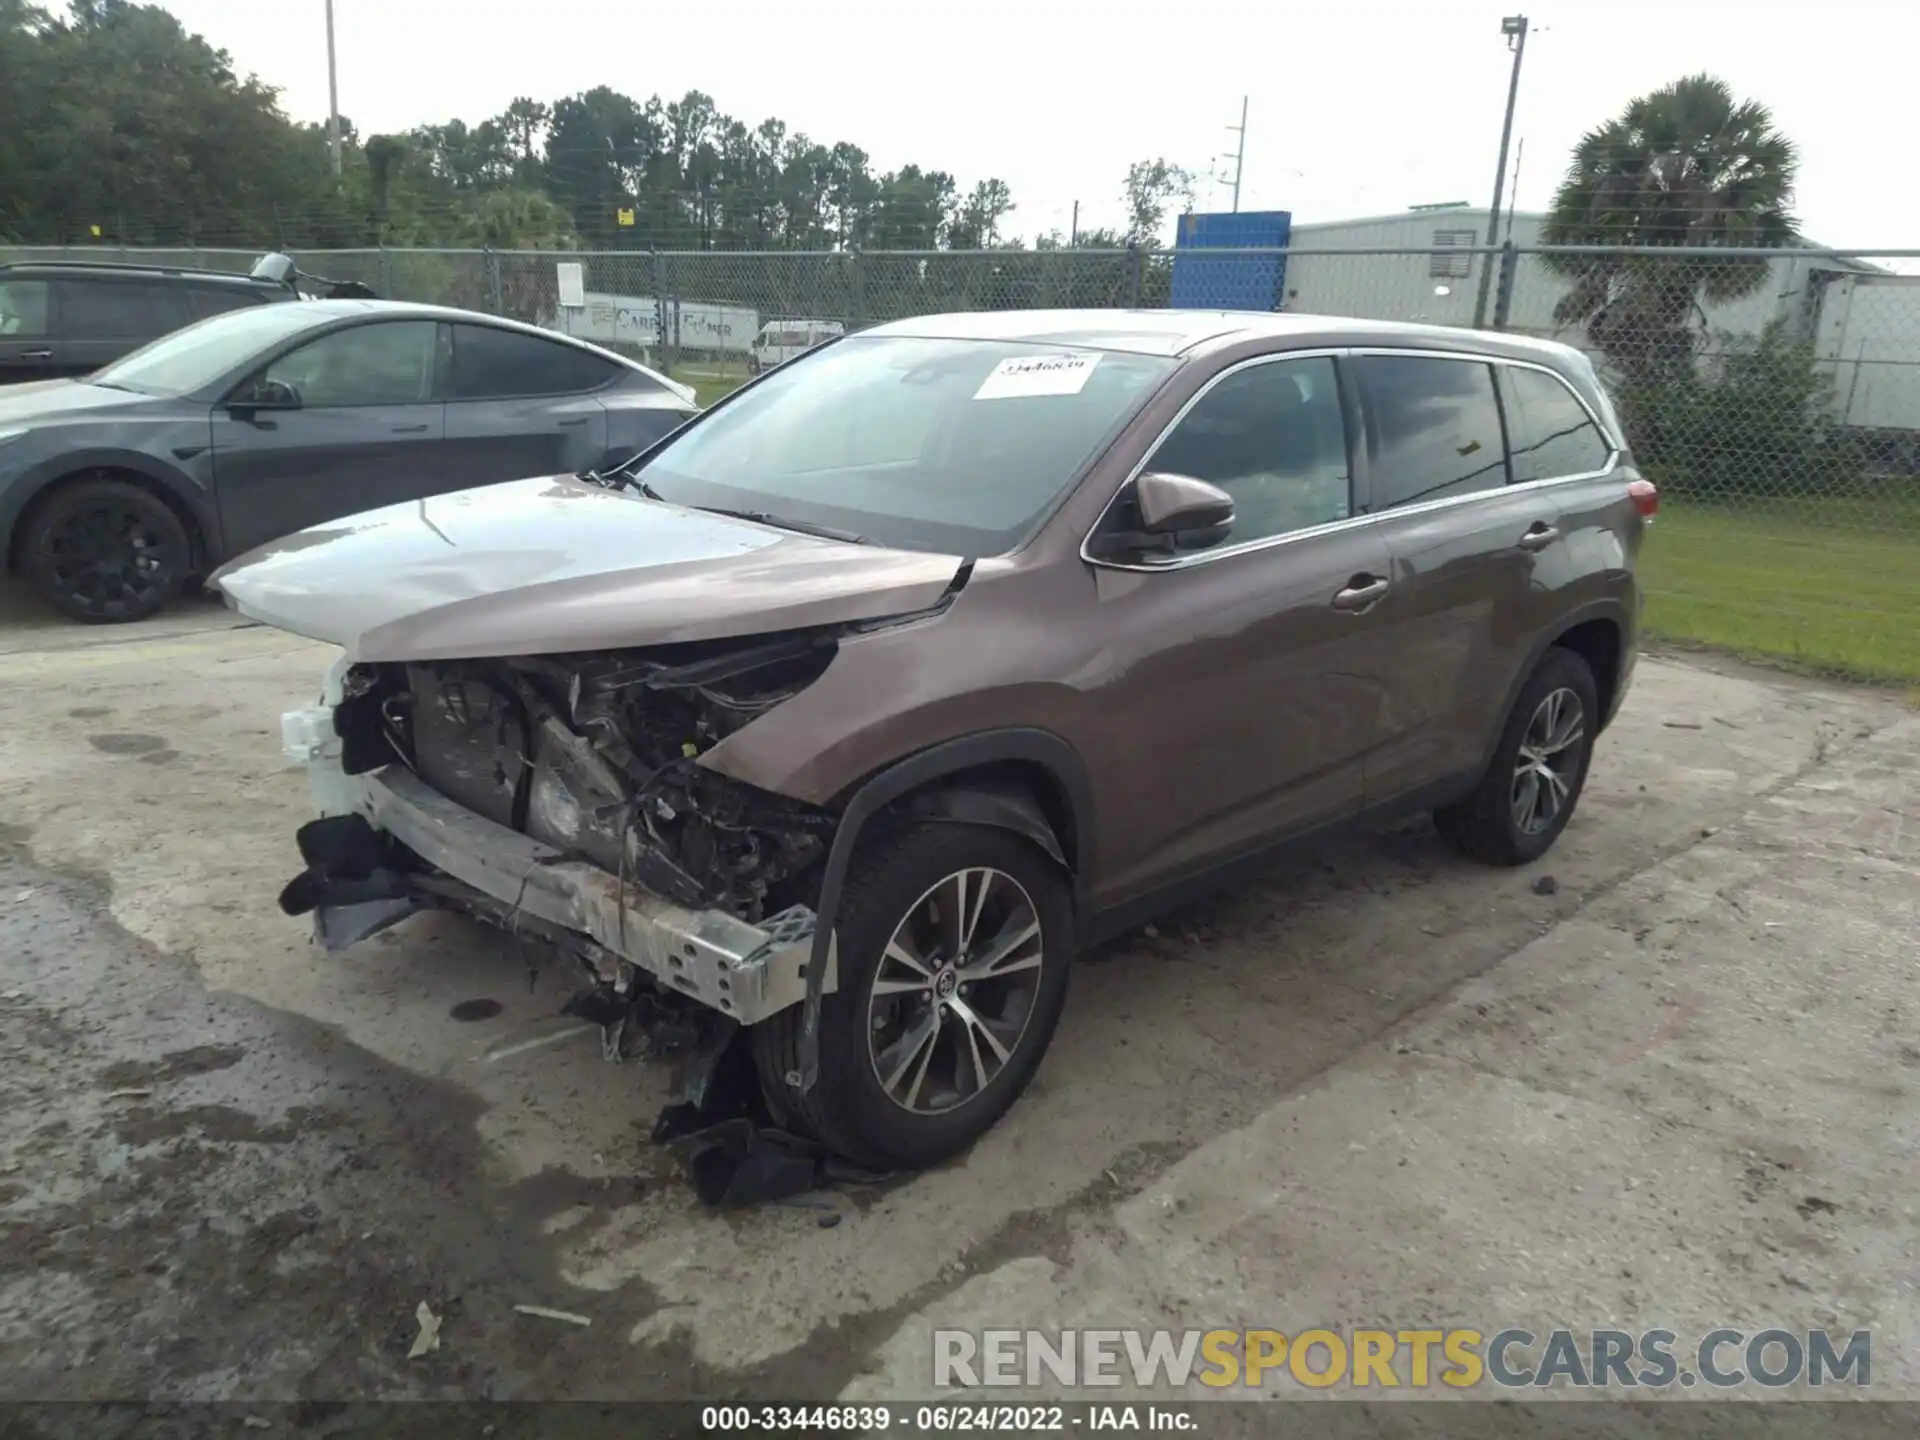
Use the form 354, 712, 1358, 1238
557, 291, 759, 354
555, 261, 586, 309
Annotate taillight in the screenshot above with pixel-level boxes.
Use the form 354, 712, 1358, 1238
1628, 479, 1659, 518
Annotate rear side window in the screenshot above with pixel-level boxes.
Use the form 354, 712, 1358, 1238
1358, 355, 1507, 510
144, 284, 197, 335
57, 278, 154, 340
450, 323, 621, 399
0, 278, 51, 336
1499, 365, 1613, 482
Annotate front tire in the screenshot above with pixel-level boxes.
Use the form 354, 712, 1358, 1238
751, 822, 1073, 1170
1435, 646, 1598, 866
22, 477, 192, 624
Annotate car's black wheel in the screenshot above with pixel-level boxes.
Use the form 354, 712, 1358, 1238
751, 822, 1073, 1171
1435, 646, 1599, 867
22, 478, 192, 624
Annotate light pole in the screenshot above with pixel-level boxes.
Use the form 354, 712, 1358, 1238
1228, 96, 1248, 212
1472, 14, 1528, 328
325, 0, 342, 178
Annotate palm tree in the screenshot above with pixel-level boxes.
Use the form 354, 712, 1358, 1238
1542, 75, 1798, 380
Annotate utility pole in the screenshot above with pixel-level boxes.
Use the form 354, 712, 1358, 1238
325, 0, 342, 178
1226, 96, 1249, 212
1472, 14, 1528, 327
1070, 200, 1079, 245
1505, 137, 1525, 241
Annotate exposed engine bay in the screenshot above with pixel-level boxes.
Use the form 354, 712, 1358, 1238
331, 630, 838, 922
274, 630, 875, 1204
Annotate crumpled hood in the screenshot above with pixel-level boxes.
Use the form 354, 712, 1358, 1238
211, 475, 965, 661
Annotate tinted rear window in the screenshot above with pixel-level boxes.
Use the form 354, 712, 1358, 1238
58, 278, 154, 340
450, 323, 622, 399
1500, 364, 1612, 482
145, 284, 198, 335
1359, 355, 1508, 510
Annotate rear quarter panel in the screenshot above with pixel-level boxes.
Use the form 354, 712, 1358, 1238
603, 388, 697, 463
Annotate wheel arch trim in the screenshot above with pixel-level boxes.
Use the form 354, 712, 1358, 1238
4, 449, 216, 572
792, 726, 1094, 1095
1479, 599, 1631, 776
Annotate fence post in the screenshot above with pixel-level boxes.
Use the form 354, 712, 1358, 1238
378, 244, 393, 299
650, 250, 677, 375
850, 247, 865, 329
1491, 242, 1519, 330
485, 247, 503, 315
1125, 243, 1144, 309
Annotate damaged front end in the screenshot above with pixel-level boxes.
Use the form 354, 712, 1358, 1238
278, 629, 844, 1027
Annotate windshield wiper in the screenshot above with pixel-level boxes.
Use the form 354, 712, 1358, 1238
578, 466, 667, 501
693, 506, 871, 546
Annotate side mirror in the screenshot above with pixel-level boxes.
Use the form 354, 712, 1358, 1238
228, 377, 302, 414
1088, 472, 1235, 562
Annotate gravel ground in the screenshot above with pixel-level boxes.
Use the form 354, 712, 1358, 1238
0, 583, 1914, 1411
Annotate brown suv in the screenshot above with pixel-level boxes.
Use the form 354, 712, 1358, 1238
217, 309, 1654, 1170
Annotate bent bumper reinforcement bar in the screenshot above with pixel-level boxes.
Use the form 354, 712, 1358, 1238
349, 765, 835, 1025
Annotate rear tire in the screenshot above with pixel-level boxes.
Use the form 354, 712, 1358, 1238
1435, 646, 1598, 866
21, 477, 192, 624
750, 822, 1073, 1171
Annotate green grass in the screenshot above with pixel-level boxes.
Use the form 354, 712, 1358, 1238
670, 361, 749, 408
1640, 501, 1920, 683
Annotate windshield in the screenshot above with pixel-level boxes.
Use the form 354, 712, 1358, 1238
92, 303, 321, 396
633, 335, 1177, 555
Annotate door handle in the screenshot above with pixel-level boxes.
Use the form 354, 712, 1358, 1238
1517, 524, 1560, 551
1331, 576, 1390, 612
390, 423, 431, 434
19, 349, 52, 360
557, 416, 591, 428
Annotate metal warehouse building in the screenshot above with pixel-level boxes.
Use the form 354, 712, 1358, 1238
1275, 205, 1914, 431
1280, 205, 1867, 337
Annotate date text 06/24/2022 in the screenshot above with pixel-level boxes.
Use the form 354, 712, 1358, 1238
701, 1405, 1194, 1432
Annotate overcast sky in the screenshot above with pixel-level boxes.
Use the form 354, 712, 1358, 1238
156, 0, 1917, 249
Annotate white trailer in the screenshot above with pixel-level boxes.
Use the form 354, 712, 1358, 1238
1811, 271, 1920, 432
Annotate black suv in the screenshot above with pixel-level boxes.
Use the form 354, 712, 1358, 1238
0, 261, 297, 384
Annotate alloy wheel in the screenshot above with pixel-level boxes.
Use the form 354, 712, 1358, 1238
40, 500, 175, 614
865, 866, 1046, 1116
1510, 685, 1586, 835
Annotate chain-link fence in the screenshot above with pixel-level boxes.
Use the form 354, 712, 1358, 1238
5, 240, 1917, 678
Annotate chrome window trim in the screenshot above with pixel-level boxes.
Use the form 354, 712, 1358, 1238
1080, 344, 1620, 575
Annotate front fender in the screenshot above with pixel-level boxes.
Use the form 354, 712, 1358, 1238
1, 441, 219, 564
784, 724, 1095, 1098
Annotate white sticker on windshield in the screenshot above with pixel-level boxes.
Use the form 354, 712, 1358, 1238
973, 352, 1100, 400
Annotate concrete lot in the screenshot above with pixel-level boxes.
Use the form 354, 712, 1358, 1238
0, 581, 1915, 1404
